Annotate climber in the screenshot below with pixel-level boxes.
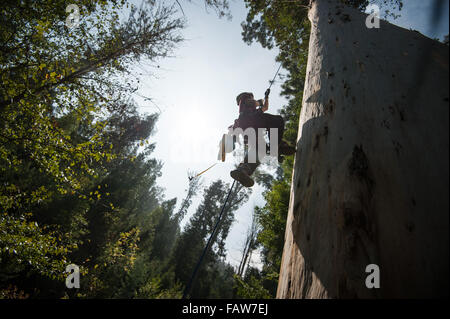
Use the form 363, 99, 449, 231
229, 89, 296, 187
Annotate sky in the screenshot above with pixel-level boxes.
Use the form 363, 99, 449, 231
134, 0, 449, 270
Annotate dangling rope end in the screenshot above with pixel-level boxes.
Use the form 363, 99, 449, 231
187, 163, 218, 181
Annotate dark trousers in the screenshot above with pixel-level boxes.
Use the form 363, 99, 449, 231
234, 111, 285, 175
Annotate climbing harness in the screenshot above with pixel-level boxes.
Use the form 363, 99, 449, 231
182, 180, 237, 299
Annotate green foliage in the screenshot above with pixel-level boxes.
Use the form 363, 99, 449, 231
256, 182, 290, 270
0, 285, 29, 299
234, 274, 271, 299
0, 213, 73, 281
0, 0, 187, 298
137, 275, 183, 299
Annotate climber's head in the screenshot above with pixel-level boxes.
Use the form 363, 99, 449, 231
236, 92, 259, 111
236, 92, 254, 106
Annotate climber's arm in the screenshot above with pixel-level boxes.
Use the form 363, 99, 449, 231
261, 96, 269, 112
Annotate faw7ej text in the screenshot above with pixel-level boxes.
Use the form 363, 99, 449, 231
226, 303, 268, 316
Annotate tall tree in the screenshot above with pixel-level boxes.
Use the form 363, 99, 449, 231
277, 0, 448, 298
237, 209, 259, 278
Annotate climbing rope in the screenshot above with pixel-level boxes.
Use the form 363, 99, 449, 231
182, 180, 237, 299
268, 63, 282, 91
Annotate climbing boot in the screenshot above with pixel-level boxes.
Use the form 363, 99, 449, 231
230, 166, 254, 188
279, 140, 296, 156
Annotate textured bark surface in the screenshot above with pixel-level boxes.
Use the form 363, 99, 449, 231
277, 0, 449, 298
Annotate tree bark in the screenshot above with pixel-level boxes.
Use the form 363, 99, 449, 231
277, 0, 449, 298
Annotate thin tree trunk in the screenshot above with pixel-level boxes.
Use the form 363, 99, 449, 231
238, 210, 258, 277
238, 237, 253, 277
277, 0, 449, 298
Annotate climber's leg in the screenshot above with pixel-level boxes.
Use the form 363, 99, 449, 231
230, 144, 260, 188
256, 113, 296, 156
230, 162, 258, 188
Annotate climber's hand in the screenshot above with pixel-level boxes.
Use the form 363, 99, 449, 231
265, 88, 270, 98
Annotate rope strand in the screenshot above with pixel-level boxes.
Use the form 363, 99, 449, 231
182, 180, 237, 299
268, 63, 282, 90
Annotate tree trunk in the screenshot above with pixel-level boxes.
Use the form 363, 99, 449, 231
277, 0, 449, 298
